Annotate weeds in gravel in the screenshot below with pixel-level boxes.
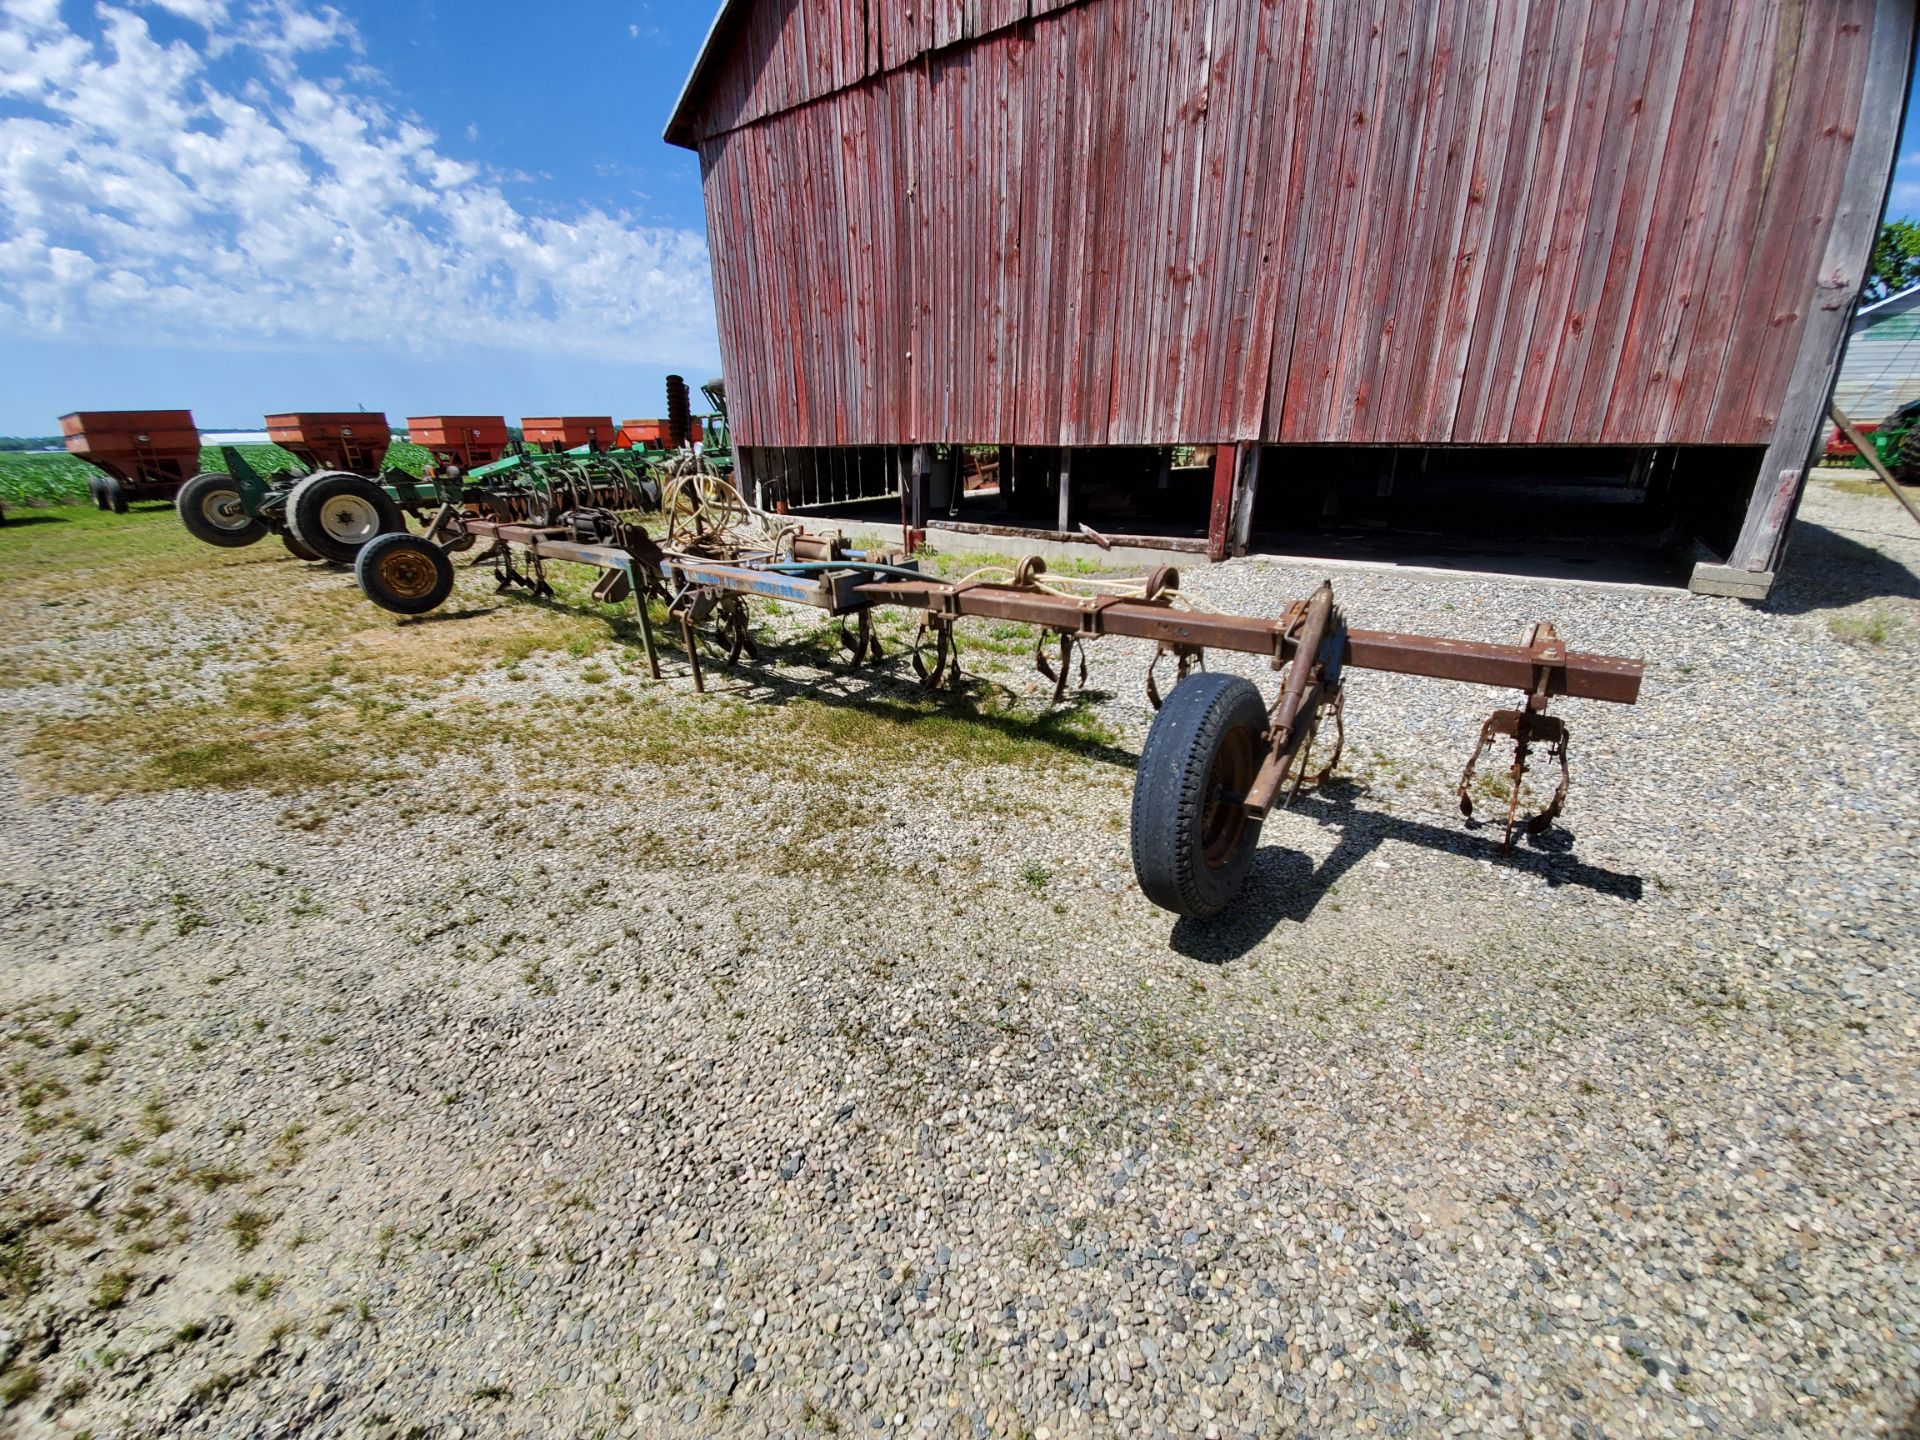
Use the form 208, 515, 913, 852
1827, 608, 1899, 646
190, 1371, 240, 1407
0, 1201, 58, 1299
226, 1209, 270, 1253
90, 1268, 134, 1310
186, 1163, 248, 1193
0, 1364, 40, 1407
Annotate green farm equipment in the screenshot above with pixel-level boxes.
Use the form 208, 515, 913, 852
173, 412, 443, 565
173, 382, 726, 563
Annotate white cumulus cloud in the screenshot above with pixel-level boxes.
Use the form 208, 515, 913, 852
0, 1, 718, 366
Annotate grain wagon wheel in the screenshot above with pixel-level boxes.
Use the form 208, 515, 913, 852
286, 471, 404, 566
100, 476, 129, 514
281, 531, 323, 562
1130, 672, 1269, 919
88, 476, 109, 511
175, 472, 267, 548
354, 533, 455, 616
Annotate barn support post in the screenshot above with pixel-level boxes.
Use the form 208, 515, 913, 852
1208, 444, 1241, 562
1692, 0, 1917, 600
997, 445, 1014, 512
910, 445, 932, 536
1229, 444, 1262, 556
736, 446, 760, 509
1057, 449, 1073, 533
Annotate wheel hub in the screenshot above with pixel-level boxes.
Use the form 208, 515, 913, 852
376, 550, 439, 600
199, 488, 248, 530
322, 495, 380, 543
1199, 726, 1256, 869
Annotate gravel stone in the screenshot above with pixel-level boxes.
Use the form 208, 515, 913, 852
0, 481, 1916, 1438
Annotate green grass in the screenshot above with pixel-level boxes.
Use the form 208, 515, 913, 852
1825, 476, 1889, 498
0, 441, 431, 507
1827, 608, 1900, 646
7, 502, 1128, 808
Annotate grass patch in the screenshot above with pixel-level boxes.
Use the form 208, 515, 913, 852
6, 497, 1132, 828
1827, 608, 1900, 646
191, 1371, 241, 1407
227, 1209, 270, 1253
0, 1201, 60, 1300
91, 1268, 135, 1310
1826, 476, 1889, 497
187, 1164, 248, 1193
0, 1364, 39, 1407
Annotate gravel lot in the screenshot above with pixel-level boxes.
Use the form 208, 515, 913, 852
2, 479, 1917, 1439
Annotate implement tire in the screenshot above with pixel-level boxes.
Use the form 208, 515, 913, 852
1130, 672, 1268, 919
281, 531, 323, 562
88, 476, 109, 511
176, 472, 267, 548
355, 532, 454, 616
287, 471, 403, 566
102, 477, 129, 514
1897, 424, 1920, 486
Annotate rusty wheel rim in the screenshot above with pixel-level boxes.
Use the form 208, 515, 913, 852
376, 549, 439, 601
1199, 726, 1257, 869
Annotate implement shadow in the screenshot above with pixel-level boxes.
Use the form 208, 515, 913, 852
1171, 779, 1644, 965
620, 617, 1144, 771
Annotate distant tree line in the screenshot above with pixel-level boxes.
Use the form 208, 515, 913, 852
1866, 219, 1920, 302
0, 437, 63, 452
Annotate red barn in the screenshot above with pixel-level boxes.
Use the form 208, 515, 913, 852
668, 0, 1914, 596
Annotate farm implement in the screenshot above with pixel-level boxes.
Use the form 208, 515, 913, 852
174, 411, 423, 563
349, 471, 1644, 918
62, 411, 203, 512
174, 413, 674, 566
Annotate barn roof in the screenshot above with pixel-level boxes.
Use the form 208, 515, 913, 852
663, 2, 739, 149
665, 0, 1087, 150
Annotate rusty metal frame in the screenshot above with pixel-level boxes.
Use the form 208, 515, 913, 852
380, 511, 1646, 869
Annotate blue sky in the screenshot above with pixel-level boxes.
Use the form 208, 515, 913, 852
0, 0, 723, 432
2, 2, 1920, 434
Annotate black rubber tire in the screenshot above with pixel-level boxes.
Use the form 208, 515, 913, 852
101, 477, 129, 514
175, 472, 267, 548
1130, 672, 1269, 919
1897, 425, 1920, 486
88, 476, 109, 511
286, 472, 403, 566
354, 532, 455, 615
280, 530, 323, 562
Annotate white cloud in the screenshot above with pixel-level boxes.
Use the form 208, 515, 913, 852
0, 2, 717, 367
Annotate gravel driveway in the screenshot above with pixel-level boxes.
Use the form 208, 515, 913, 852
2, 479, 1916, 1439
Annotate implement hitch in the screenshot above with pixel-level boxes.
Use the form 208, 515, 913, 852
349, 475, 1644, 919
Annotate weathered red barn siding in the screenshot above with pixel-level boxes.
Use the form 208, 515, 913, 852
677, 0, 1902, 462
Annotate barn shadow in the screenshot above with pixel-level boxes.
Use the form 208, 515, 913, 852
1169, 778, 1643, 965
1761, 517, 1920, 616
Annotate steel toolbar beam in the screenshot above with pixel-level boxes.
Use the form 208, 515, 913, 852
852, 581, 1642, 704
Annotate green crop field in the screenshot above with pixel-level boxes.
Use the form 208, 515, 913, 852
0, 442, 434, 508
